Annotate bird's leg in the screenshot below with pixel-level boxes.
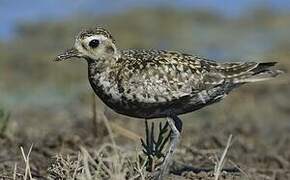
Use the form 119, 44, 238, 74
157, 114, 182, 180
171, 114, 183, 132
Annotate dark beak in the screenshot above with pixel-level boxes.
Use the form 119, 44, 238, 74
54, 48, 81, 61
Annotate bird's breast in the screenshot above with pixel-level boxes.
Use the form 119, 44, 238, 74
89, 71, 122, 101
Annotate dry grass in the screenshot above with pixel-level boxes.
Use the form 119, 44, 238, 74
47, 143, 148, 180
214, 135, 233, 180
20, 145, 34, 180
0, 122, 243, 180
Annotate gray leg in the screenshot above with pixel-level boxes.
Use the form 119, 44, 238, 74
157, 115, 182, 180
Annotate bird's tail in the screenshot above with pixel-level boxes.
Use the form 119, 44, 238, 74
234, 62, 284, 83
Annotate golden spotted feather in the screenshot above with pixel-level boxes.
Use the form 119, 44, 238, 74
113, 50, 280, 104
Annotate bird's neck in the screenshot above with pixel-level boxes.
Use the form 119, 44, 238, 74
87, 56, 116, 73
87, 57, 122, 104
87, 56, 120, 87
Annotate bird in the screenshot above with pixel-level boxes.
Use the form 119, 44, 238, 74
55, 27, 283, 179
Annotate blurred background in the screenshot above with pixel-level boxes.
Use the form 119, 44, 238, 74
0, 0, 290, 178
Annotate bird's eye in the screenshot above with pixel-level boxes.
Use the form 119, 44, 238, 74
89, 39, 100, 48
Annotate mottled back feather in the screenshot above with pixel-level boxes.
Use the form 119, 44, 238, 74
112, 50, 281, 104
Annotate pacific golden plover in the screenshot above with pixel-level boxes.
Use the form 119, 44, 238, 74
55, 27, 283, 179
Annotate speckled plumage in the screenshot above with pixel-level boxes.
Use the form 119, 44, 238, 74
56, 27, 282, 119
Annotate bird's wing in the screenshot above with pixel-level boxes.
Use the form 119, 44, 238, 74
116, 49, 282, 107
198, 60, 282, 83
117, 50, 227, 103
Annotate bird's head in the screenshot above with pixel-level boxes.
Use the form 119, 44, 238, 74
55, 27, 118, 62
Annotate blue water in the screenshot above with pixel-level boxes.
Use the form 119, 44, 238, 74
1, 0, 290, 40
